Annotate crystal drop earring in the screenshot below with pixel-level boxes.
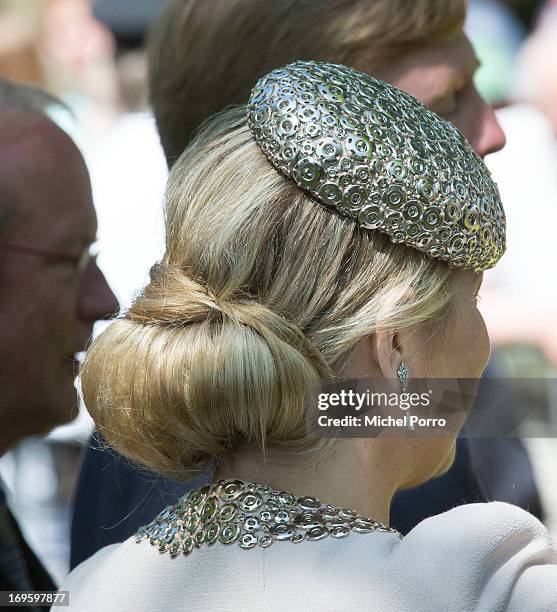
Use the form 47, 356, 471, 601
397, 361, 409, 393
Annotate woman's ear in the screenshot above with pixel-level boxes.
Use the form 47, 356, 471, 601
374, 330, 402, 379
344, 331, 406, 380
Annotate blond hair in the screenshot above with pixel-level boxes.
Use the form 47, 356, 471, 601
148, 0, 466, 164
80, 107, 455, 480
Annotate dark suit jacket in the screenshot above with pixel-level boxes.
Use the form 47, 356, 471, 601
0, 487, 56, 612
69, 440, 208, 569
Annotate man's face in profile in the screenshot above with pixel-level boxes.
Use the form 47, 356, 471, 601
0, 113, 117, 448
374, 32, 506, 159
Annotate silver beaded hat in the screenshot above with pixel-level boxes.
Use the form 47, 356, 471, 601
247, 60, 506, 272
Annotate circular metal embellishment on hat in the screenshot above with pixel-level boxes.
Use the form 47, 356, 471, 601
346, 134, 373, 161
279, 143, 298, 164
298, 104, 321, 123
387, 160, 408, 180
403, 200, 423, 222
247, 60, 506, 272
383, 183, 406, 209
344, 185, 368, 210
358, 205, 384, 229
318, 182, 343, 206
295, 159, 323, 188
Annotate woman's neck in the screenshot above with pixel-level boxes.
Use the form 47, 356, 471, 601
214, 439, 402, 525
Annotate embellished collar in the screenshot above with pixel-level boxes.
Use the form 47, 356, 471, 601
136, 479, 402, 558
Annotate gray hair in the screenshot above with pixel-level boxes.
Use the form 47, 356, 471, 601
0, 78, 67, 117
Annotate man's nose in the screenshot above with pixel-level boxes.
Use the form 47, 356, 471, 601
77, 259, 119, 322
474, 101, 507, 158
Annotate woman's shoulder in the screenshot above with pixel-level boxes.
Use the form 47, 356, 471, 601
398, 500, 554, 572
404, 500, 550, 546
59, 536, 170, 610
394, 501, 557, 611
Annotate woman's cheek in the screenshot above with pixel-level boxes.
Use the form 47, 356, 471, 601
446, 303, 490, 379
466, 306, 491, 377
477, 309, 491, 375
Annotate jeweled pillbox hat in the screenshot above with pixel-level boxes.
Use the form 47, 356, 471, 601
247, 60, 506, 272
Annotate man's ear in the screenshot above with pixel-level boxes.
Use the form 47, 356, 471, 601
374, 330, 402, 379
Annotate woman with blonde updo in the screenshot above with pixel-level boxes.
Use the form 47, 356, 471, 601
61, 62, 557, 611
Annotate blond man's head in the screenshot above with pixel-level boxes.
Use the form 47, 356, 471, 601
148, 0, 471, 165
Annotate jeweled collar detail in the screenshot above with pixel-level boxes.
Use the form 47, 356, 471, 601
135, 479, 402, 558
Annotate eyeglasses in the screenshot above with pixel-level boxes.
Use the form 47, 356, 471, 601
0, 243, 98, 276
